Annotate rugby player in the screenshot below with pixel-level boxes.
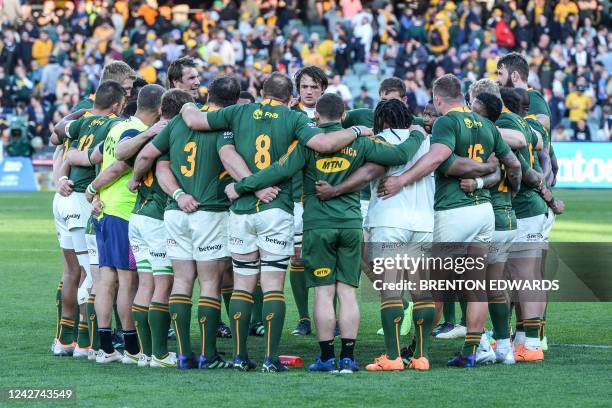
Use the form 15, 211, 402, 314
51, 81, 127, 356
377, 74, 522, 367
130, 77, 242, 370
116, 89, 194, 368
180, 72, 373, 372
224, 94, 427, 373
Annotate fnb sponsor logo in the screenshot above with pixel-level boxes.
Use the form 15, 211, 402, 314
316, 157, 350, 173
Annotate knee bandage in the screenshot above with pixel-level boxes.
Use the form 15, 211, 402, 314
260, 255, 290, 273
232, 258, 260, 276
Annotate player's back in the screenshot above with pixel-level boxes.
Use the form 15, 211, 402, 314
68, 114, 121, 192
207, 99, 320, 214
432, 108, 508, 211
158, 113, 231, 212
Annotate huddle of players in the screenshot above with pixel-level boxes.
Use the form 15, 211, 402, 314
49, 52, 562, 372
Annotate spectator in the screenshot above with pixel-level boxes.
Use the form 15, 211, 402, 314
54, 70, 79, 102
353, 86, 373, 109
32, 30, 53, 66
429, 14, 450, 54
554, 0, 579, 25
8, 65, 34, 105
207, 29, 235, 66
326, 74, 352, 107
566, 79, 594, 137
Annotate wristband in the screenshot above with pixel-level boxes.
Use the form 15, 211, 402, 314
351, 126, 362, 137
173, 188, 185, 201
58, 176, 69, 182
475, 178, 484, 189
86, 184, 97, 195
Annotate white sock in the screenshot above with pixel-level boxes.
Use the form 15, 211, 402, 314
479, 333, 490, 351
525, 337, 541, 350
514, 331, 526, 345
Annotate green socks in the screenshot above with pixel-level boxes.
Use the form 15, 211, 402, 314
229, 290, 254, 358
459, 301, 467, 326
58, 317, 74, 345
55, 281, 62, 340
198, 297, 222, 359
221, 286, 232, 318
412, 301, 435, 359
86, 295, 99, 350
132, 304, 152, 356
289, 262, 309, 320
488, 298, 510, 339
169, 294, 192, 357
380, 298, 404, 359
76, 321, 89, 348
442, 301, 455, 324
149, 302, 170, 358
524, 317, 541, 339
462, 332, 482, 356
262, 291, 286, 359
251, 284, 263, 324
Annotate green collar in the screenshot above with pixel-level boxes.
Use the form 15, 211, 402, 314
318, 121, 343, 133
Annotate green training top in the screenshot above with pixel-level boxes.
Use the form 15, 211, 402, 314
67, 114, 122, 193
152, 105, 233, 212
432, 107, 511, 211
206, 99, 321, 215
235, 121, 425, 230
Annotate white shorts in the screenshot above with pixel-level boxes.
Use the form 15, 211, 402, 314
129, 213, 171, 271
360, 200, 369, 228
53, 193, 73, 249
510, 213, 547, 257
293, 202, 303, 247
228, 208, 294, 256
368, 227, 432, 259
165, 210, 230, 262
434, 203, 495, 243
86, 233, 99, 265
488, 229, 517, 264
541, 208, 555, 241
55, 192, 91, 232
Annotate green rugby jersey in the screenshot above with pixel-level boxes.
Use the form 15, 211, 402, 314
527, 89, 551, 121
71, 96, 95, 113
206, 99, 321, 215
341, 108, 374, 201
152, 106, 232, 212
289, 103, 316, 203
432, 107, 511, 211
67, 114, 122, 193
499, 112, 548, 220
234, 121, 425, 230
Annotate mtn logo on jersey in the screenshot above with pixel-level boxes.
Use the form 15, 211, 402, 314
316, 157, 350, 173
313, 267, 331, 277
464, 117, 483, 128
252, 109, 279, 120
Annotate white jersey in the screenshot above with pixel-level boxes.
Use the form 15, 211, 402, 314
366, 128, 434, 232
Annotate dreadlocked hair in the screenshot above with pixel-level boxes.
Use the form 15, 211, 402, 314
373, 99, 413, 134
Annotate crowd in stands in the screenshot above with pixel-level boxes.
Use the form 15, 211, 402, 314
0, 0, 611, 153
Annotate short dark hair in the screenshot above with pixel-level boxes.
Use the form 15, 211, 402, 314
433, 74, 463, 100
500, 87, 521, 115
93, 80, 126, 110
208, 76, 241, 108
315, 93, 345, 121
262, 72, 293, 103
167, 57, 197, 87
374, 99, 413, 134
161, 89, 194, 119
239, 91, 255, 103
295, 66, 328, 92
121, 78, 150, 117
379, 77, 406, 98
474, 92, 503, 122
497, 52, 529, 82
137, 84, 165, 113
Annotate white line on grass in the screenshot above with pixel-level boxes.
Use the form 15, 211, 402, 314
551, 343, 612, 349
0, 248, 57, 252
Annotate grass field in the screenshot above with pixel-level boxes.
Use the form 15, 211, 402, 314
1, 190, 611, 407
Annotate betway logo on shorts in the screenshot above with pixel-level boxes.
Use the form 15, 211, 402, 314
557, 150, 612, 187
150, 251, 167, 258
316, 157, 350, 173
265, 236, 287, 247
198, 244, 222, 252
63, 213, 80, 222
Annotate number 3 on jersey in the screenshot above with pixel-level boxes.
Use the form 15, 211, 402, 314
468, 143, 484, 162
254, 134, 271, 170
181, 142, 197, 177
